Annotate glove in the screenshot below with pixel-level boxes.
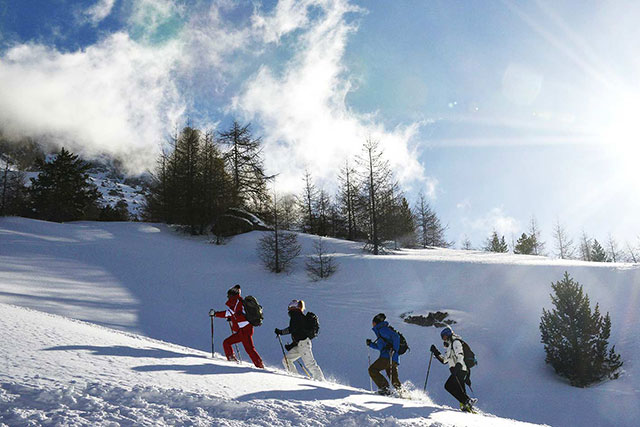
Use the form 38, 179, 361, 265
209, 309, 215, 316
285, 343, 295, 351
430, 344, 440, 356
366, 339, 372, 346
275, 328, 282, 335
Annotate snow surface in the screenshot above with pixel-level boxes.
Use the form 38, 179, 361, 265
1, 217, 639, 426
0, 304, 540, 426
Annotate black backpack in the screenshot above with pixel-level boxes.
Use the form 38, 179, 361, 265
242, 296, 263, 326
384, 326, 410, 355
305, 312, 320, 339
455, 338, 477, 368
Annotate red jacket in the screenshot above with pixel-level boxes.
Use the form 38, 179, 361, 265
214, 295, 249, 332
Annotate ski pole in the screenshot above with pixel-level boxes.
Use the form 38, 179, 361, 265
297, 360, 311, 378
228, 322, 242, 362
423, 351, 433, 391
210, 314, 215, 358
277, 334, 292, 371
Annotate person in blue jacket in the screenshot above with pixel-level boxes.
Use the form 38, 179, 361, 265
366, 313, 402, 395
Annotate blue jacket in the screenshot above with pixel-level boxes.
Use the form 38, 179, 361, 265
368, 321, 400, 363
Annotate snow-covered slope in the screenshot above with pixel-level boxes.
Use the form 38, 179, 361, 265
1, 217, 639, 426
0, 303, 540, 426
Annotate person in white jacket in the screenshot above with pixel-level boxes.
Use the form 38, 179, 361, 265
430, 326, 477, 412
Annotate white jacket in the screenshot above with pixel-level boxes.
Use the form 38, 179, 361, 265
442, 337, 467, 372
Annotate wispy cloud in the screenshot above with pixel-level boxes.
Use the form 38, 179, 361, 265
466, 206, 519, 237
83, 0, 117, 25
234, 0, 427, 192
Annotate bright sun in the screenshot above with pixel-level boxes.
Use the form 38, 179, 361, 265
600, 93, 640, 161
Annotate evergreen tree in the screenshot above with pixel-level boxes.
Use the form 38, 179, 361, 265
484, 231, 508, 253
514, 233, 535, 255
219, 121, 272, 209
305, 237, 338, 281
314, 188, 332, 236
590, 239, 609, 262
394, 196, 417, 248
0, 156, 27, 216
540, 272, 622, 387
29, 147, 100, 222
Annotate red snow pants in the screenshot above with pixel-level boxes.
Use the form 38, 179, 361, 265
223, 324, 264, 368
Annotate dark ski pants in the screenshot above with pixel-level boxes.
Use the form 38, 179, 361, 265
444, 368, 470, 404
369, 357, 401, 390
223, 324, 264, 368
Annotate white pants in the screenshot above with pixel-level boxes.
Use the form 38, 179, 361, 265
282, 338, 325, 381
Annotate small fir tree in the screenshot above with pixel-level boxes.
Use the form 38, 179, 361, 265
590, 239, 609, 262
540, 272, 622, 387
484, 231, 508, 253
514, 233, 535, 255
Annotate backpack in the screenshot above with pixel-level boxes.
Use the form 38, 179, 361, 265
455, 338, 477, 368
242, 296, 263, 326
383, 326, 410, 355
305, 312, 320, 339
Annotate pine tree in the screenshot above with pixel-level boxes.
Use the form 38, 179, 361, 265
590, 239, 609, 262
305, 237, 338, 281
29, 147, 100, 222
219, 121, 272, 209
540, 272, 622, 387
0, 156, 27, 216
484, 231, 508, 253
514, 232, 535, 255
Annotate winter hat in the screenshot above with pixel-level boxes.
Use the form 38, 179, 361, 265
372, 313, 386, 325
440, 326, 453, 339
288, 300, 305, 311
227, 284, 241, 298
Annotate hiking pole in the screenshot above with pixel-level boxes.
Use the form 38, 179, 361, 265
210, 314, 215, 358
423, 351, 433, 391
297, 360, 311, 378
277, 334, 292, 371
228, 322, 242, 362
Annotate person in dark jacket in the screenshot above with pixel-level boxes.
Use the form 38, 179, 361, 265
275, 300, 324, 380
430, 326, 476, 412
209, 285, 264, 368
366, 313, 402, 395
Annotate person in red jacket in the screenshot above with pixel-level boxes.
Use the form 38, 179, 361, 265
209, 284, 264, 368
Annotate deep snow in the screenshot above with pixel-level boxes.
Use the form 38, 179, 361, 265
1, 217, 638, 426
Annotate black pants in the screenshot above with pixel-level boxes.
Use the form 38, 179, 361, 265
444, 368, 470, 404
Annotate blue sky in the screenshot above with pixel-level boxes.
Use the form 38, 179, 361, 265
0, 0, 639, 252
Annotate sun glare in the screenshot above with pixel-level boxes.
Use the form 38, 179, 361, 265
600, 93, 640, 160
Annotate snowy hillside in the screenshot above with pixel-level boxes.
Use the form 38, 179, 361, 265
0, 303, 540, 426
1, 217, 639, 426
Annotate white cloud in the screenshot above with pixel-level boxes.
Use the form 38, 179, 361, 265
467, 207, 519, 237
0, 33, 184, 173
83, 0, 116, 25
233, 0, 427, 193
